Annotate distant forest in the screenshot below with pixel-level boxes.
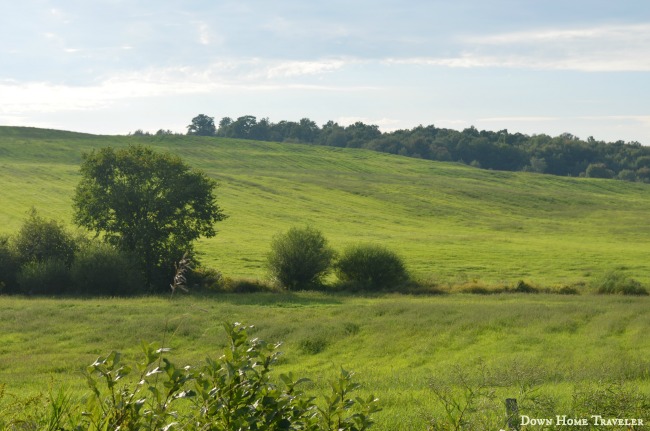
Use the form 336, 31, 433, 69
139, 114, 650, 182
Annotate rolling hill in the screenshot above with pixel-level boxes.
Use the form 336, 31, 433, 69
1, 126, 649, 286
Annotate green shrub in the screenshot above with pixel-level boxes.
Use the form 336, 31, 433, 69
13, 209, 77, 267
16, 258, 71, 295
13, 322, 379, 430
0, 235, 20, 293
187, 266, 224, 291
592, 270, 648, 295
267, 226, 336, 290
335, 243, 408, 290
71, 242, 144, 296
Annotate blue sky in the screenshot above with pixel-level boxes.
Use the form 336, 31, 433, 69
2, 0, 649, 143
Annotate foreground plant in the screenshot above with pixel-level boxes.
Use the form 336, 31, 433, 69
10, 322, 379, 431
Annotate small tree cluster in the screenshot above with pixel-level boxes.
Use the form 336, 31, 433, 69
266, 227, 409, 291
0, 210, 143, 296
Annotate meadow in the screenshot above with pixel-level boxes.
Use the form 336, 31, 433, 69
1, 293, 649, 430
1, 127, 650, 429
1, 126, 650, 287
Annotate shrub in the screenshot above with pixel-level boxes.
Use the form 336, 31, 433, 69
592, 270, 648, 295
267, 226, 336, 290
512, 280, 538, 293
335, 243, 408, 290
13, 209, 77, 267
13, 322, 379, 430
16, 258, 71, 295
187, 266, 224, 291
71, 242, 144, 296
0, 235, 20, 293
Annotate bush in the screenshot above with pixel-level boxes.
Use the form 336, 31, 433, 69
13, 209, 77, 267
71, 242, 144, 296
0, 235, 20, 293
187, 266, 224, 291
592, 270, 648, 295
267, 226, 336, 290
6, 322, 380, 430
16, 258, 71, 295
335, 243, 408, 290
511, 280, 538, 293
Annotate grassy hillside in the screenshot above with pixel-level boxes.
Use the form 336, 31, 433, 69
1, 126, 650, 286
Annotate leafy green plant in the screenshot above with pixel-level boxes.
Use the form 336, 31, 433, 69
18, 322, 379, 430
267, 226, 336, 290
335, 243, 408, 290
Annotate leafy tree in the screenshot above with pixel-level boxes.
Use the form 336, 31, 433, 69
267, 226, 335, 290
13, 208, 77, 267
73, 145, 226, 290
585, 163, 614, 179
187, 114, 216, 136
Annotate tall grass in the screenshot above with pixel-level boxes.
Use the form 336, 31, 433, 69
0, 294, 648, 430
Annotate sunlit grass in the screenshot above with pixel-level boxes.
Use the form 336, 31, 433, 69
1, 126, 650, 287
1, 294, 649, 430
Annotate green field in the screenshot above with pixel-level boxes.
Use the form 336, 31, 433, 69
1, 294, 649, 430
1, 127, 650, 429
1, 126, 650, 287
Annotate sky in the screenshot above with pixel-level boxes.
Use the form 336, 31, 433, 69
1, 0, 650, 144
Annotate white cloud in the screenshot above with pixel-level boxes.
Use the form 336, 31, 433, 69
0, 58, 372, 115
387, 23, 650, 72
265, 59, 346, 78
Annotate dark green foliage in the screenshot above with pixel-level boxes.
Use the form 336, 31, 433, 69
592, 270, 648, 295
73, 145, 226, 290
585, 163, 614, 179
8, 322, 379, 430
13, 209, 77, 267
267, 226, 336, 290
186, 113, 216, 136
209, 114, 650, 180
512, 280, 538, 293
70, 242, 144, 296
0, 235, 20, 293
335, 243, 408, 290
17, 258, 71, 295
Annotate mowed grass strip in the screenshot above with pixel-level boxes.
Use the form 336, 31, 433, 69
1, 126, 650, 285
0, 294, 649, 430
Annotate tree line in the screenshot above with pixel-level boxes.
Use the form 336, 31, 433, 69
184, 114, 650, 182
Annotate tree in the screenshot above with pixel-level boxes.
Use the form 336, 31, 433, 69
585, 163, 614, 179
14, 208, 77, 267
187, 114, 216, 136
267, 226, 335, 290
73, 145, 226, 289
